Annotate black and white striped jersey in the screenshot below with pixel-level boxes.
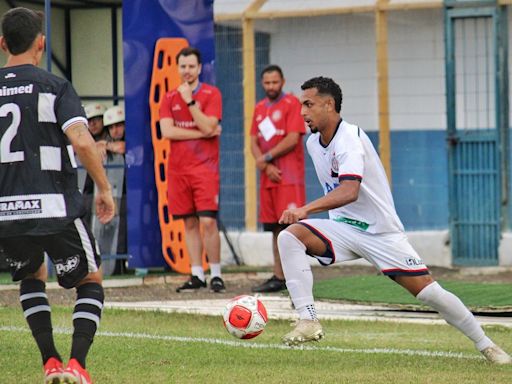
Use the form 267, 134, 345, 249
0, 64, 87, 237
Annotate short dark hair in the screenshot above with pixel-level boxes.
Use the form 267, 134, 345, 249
176, 46, 202, 64
301, 76, 343, 113
1, 7, 43, 55
261, 64, 283, 79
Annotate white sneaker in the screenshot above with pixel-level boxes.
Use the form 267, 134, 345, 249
481, 344, 512, 364
282, 319, 324, 346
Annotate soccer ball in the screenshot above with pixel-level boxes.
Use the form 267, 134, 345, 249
223, 295, 268, 339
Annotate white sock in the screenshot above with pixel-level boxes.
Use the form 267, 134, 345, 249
191, 265, 205, 282
278, 231, 316, 320
416, 281, 493, 351
209, 263, 222, 278
298, 304, 318, 321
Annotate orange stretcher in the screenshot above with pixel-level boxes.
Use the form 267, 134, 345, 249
148, 37, 209, 274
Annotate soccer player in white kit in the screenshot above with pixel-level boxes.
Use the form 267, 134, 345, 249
277, 76, 511, 364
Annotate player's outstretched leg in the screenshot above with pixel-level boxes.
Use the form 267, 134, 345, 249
278, 230, 324, 346
19, 278, 64, 383
415, 280, 511, 364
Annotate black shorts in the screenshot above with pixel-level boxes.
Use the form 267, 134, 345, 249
0, 218, 101, 289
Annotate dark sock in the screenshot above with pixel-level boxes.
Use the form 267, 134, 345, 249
19, 279, 61, 364
70, 282, 104, 368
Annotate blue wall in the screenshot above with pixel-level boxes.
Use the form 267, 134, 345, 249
380, 130, 449, 230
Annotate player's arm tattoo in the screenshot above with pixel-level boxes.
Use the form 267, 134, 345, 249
68, 122, 90, 138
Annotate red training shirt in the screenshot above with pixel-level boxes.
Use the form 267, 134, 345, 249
159, 82, 222, 174
250, 93, 306, 188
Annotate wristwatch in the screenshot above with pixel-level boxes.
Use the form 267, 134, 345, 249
187, 100, 196, 107
264, 152, 273, 162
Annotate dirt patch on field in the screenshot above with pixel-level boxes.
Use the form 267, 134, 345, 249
1, 264, 512, 308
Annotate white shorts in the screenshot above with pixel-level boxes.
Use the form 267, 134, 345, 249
299, 219, 429, 277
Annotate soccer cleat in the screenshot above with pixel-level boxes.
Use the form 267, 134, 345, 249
44, 357, 63, 384
210, 276, 226, 293
251, 275, 286, 293
481, 344, 512, 364
176, 275, 207, 292
61, 358, 92, 384
282, 319, 324, 346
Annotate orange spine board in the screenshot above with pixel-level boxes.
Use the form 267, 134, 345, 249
148, 38, 209, 274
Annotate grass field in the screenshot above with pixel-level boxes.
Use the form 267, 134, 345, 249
0, 306, 511, 383
314, 276, 512, 309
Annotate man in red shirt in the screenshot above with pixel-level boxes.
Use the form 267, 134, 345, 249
250, 65, 306, 292
159, 47, 225, 293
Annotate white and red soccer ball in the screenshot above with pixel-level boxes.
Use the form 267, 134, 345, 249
223, 295, 268, 339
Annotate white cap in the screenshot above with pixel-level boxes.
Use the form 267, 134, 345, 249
84, 102, 106, 119
103, 105, 125, 126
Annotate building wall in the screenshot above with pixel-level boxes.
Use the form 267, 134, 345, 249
71, 8, 124, 104
0, 2, 123, 109
264, 9, 449, 230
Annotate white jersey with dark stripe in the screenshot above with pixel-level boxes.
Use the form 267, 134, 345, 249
306, 119, 404, 234
0, 64, 87, 237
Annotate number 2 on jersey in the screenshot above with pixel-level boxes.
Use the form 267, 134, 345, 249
0, 103, 24, 163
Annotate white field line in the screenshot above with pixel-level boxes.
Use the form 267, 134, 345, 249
0, 325, 482, 361
104, 298, 512, 328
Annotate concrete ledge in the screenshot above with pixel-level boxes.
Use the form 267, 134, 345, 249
499, 232, 512, 266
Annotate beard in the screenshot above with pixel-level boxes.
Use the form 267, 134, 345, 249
266, 90, 280, 100
310, 126, 318, 133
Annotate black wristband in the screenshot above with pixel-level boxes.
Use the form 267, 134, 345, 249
187, 100, 196, 107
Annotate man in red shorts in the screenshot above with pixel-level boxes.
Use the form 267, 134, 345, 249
250, 65, 306, 293
159, 47, 225, 293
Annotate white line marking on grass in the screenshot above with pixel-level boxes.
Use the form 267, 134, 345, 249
0, 325, 482, 361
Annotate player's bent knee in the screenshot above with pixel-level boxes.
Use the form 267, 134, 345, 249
76, 270, 103, 288
277, 230, 306, 255
199, 217, 218, 232
25, 263, 49, 282
394, 274, 435, 297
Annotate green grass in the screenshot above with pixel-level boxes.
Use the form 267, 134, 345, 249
314, 276, 512, 309
0, 306, 511, 383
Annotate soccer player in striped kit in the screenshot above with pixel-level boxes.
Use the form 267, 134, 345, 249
277, 76, 511, 364
0, 7, 115, 383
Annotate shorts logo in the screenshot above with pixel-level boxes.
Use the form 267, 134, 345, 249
54, 255, 80, 276
7, 258, 30, 271
405, 257, 424, 267
0, 199, 42, 217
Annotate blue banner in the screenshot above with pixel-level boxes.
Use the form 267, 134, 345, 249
123, 0, 216, 267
